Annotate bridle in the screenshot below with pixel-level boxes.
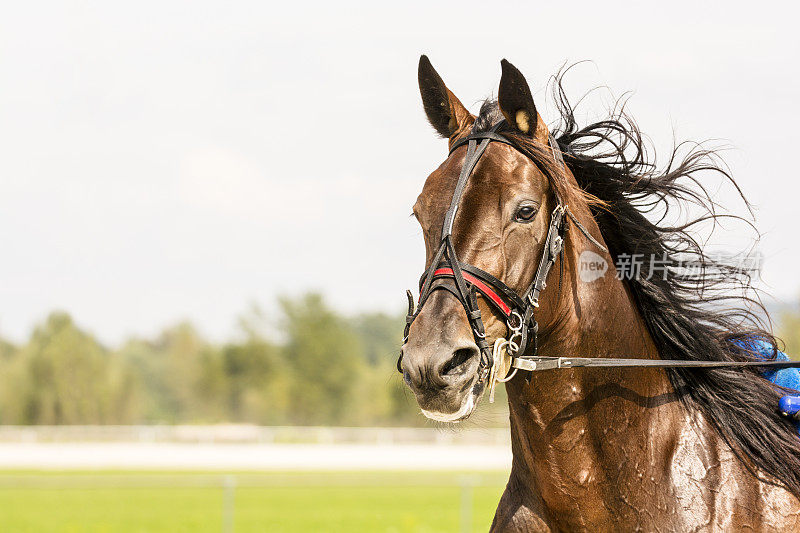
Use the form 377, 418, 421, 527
399, 119, 800, 386
399, 120, 575, 381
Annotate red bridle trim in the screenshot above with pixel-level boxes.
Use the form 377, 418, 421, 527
431, 268, 511, 316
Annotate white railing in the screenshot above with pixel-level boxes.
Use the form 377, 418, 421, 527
0, 425, 510, 445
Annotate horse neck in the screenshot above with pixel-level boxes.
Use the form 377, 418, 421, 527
503, 211, 680, 513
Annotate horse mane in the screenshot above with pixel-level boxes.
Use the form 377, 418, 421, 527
473, 71, 800, 497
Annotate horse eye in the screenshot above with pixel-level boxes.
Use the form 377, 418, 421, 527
515, 205, 538, 222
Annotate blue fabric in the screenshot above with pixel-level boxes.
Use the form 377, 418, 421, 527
734, 337, 800, 391
733, 336, 800, 434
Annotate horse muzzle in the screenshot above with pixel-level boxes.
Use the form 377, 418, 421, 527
401, 337, 485, 422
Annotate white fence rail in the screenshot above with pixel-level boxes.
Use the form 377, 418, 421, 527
0, 426, 512, 470
0, 425, 510, 445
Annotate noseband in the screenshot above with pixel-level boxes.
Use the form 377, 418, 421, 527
399, 120, 800, 383
400, 120, 570, 381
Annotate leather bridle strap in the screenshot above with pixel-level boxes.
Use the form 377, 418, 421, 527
429, 268, 512, 317
422, 262, 531, 317
441, 136, 494, 239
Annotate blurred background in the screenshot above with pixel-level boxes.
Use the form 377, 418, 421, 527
1, 0, 799, 531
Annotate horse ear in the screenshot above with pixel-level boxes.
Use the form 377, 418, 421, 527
418, 55, 473, 138
498, 59, 549, 141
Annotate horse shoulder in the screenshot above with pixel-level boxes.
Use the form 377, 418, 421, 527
491, 472, 554, 532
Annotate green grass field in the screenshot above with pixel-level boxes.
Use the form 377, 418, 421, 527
0, 470, 508, 532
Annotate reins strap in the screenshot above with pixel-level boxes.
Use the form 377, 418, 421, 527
512, 356, 800, 372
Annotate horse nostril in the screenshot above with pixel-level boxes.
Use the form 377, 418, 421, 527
441, 347, 478, 377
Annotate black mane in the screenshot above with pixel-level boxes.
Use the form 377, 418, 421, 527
473, 72, 800, 496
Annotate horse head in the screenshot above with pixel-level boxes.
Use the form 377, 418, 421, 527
400, 56, 592, 422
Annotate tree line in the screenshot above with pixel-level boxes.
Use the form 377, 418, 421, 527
0, 292, 797, 426
0, 293, 424, 426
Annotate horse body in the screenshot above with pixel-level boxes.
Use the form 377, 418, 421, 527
497, 405, 800, 531
402, 55, 800, 531
491, 215, 800, 530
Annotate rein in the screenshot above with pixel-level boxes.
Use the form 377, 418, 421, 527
399, 119, 800, 385
512, 356, 800, 372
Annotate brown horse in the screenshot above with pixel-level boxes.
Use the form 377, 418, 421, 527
400, 56, 800, 531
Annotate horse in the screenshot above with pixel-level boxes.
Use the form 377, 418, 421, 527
399, 56, 800, 531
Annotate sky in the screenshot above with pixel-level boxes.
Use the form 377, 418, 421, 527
1, 1, 799, 345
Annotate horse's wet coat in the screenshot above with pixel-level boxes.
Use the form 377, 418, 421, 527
402, 56, 800, 531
